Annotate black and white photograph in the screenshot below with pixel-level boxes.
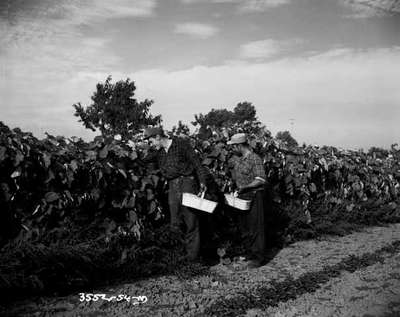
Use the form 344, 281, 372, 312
1, 0, 400, 316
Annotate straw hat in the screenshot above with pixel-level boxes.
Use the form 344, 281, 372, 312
227, 133, 247, 145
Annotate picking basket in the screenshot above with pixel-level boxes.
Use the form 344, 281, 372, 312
224, 193, 251, 211
182, 191, 218, 213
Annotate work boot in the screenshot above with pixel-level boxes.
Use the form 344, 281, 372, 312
246, 259, 264, 269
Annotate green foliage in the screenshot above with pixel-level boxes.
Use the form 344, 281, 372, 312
368, 146, 389, 159
73, 76, 162, 139
172, 120, 190, 136
1, 119, 400, 298
192, 108, 235, 128
192, 101, 259, 129
233, 102, 257, 123
0, 121, 165, 249
1, 119, 399, 250
276, 130, 298, 148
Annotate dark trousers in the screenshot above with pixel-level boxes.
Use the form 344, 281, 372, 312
240, 190, 266, 262
168, 176, 200, 261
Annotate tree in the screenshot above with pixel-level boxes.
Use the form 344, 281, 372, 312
192, 101, 258, 128
192, 108, 235, 128
233, 102, 257, 123
368, 146, 389, 159
73, 76, 161, 139
191, 101, 269, 136
172, 120, 190, 136
275, 131, 298, 147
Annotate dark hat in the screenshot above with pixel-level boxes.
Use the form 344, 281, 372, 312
143, 127, 164, 139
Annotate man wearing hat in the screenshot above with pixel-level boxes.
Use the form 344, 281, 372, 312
143, 127, 207, 262
227, 133, 267, 268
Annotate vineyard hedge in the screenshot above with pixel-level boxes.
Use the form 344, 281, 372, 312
1, 120, 400, 299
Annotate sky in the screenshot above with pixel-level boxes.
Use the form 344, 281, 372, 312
0, 0, 399, 149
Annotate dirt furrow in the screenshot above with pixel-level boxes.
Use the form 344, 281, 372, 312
2, 223, 400, 317
250, 251, 400, 317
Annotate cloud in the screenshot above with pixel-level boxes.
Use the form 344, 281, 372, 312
240, 39, 281, 59
180, 0, 291, 12
131, 47, 400, 149
65, 0, 157, 22
0, 0, 157, 139
237, 0, 291, 12
2, 47, 400, 148
239, 39, 303, 59
0, 0, 157, 49
1, 1, 399, 148
180, 0, 236, 3
0, 0, 158, 78
340, 0, 400, 18
174, 23, 219, 39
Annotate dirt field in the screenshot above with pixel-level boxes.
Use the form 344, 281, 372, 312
2, 223, 400, 317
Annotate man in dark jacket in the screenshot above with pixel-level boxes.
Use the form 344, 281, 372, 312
144, 127, 207, 262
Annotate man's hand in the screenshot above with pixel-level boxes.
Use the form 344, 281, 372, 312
237, 186, 246, 194
199, 182, 207, 194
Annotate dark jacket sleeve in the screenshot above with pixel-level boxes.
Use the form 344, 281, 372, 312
183, 140, 207, 184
